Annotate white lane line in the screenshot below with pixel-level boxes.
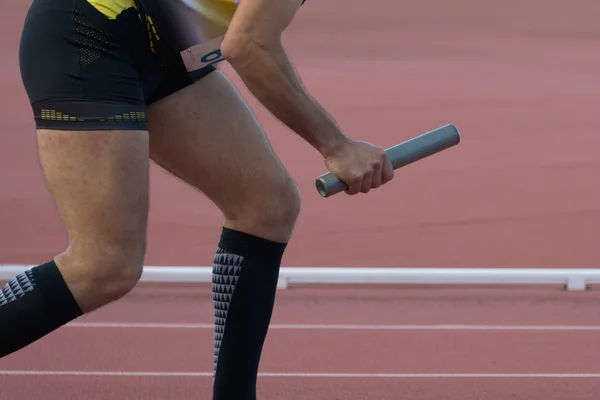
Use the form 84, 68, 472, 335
65, 322, 600, 331
0, 371, 210, 377
0, 371, 599, 378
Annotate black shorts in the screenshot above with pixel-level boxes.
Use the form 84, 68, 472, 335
19, 0, 215, 131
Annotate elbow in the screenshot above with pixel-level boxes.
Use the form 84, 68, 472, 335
221, 34, 282, 67
220, 36, 246, 65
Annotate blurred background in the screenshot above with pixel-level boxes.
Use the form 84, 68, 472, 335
0, 0, 599, 399
1, 0, 599, 270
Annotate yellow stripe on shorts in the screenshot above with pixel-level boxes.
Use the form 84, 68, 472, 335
86, 0, 137, 19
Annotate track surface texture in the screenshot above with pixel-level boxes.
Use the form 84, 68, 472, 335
1, 0, 599, 399
1, 0, 599, 268
1, 286, 600, 399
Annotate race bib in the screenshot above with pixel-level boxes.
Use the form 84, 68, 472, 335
180, 35, 226, 71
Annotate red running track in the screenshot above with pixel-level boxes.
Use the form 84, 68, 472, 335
1, 0, 600, 398
1, 0, 599, 268
1, 286, 600, 399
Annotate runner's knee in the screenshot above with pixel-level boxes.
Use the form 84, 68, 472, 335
63, 236, 146, 304
226, 175, 301, 240
259, 176, 302, 230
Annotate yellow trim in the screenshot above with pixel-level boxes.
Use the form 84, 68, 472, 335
184, 0, 237, 28
86, 0, 137, 19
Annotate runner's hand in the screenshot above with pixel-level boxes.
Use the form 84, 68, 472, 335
324, 140, 394, 195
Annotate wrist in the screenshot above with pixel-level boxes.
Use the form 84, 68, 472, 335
316, 132, 351, 159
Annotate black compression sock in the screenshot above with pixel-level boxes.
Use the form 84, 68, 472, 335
0, 260, 82, 358
212, 227, 287, 400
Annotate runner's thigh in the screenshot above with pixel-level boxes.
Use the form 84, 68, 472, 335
146, 70, 301, 241
18, 0, 157, 266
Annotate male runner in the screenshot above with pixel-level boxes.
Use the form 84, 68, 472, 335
3, 0, 394, 398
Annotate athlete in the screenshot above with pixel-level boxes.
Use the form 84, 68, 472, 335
3, 0, 394, 398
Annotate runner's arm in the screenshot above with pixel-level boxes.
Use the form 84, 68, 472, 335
221, 0, 350, 157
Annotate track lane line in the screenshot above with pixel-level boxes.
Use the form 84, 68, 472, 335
1, 371, 599, 378
65, 322, 600, 331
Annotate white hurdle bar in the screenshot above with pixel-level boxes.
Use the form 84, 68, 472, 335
1, 265, 600, 291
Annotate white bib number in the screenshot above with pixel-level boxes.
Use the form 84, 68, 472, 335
180, 35, 226, 71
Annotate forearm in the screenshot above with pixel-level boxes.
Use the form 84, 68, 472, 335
224, 41, 349, 157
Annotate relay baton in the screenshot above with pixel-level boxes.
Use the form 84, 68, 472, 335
315, 124, 461, 197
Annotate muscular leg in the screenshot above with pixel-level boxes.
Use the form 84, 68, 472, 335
148, 71, 300, 242
147, 70, 300, 399
0, 129, 149, 357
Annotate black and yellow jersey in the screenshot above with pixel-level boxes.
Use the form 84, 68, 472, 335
80, 0, 306, 70
86, 0, 238, 25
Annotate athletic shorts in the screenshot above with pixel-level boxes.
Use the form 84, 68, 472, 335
19, 0, 216, 131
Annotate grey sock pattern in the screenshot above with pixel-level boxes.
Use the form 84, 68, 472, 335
0, 270, 35, 307
212, 248, 244, 378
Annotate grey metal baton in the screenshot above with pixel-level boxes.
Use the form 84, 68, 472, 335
315, 124, 461, 197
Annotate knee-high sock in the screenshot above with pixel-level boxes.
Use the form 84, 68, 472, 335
212, 227, 287, 400
0, 260, 82, 358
